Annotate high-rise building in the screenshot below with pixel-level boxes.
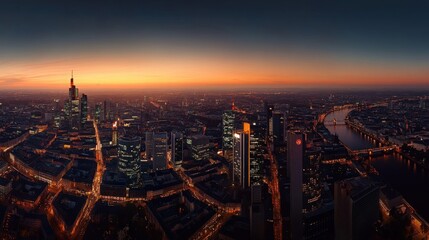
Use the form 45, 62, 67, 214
152, 132, 168, 170
112, 121, 118, 146
288, 131, 325, 240
68, 72, 80, 131
334, 177, 380, 240
303, 204, 334, 240
288, 131, 305, 240
145, 132, 154, 160
302, 149, 322, 214
266, 104, 274, 137
250, 184, 265, 240
145, 132, 168, 170
80, 94, 88, 128
103, 100, 110, 121
171, 132, 184, 169
118, 136, 141, 187
70, 99, 80, 131
250, 121, 264, 185
271, 112, 286, 145
188, 135, 210, 161
233, 123, 251, 189
94, 103, 102, 122
222, 110, 235, 157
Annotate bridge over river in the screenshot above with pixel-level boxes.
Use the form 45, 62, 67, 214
324, 107, 429, 228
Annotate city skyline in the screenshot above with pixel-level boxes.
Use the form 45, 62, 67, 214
1, 69, 428, 239
2, 1, 429, 90
1, 2, 429, 239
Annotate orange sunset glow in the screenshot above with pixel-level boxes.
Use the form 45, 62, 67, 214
1, 1, 429, 90
2, 50, 428, 90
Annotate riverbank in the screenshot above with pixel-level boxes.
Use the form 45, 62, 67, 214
347, 109, 429, 172
324, 107, 429, 225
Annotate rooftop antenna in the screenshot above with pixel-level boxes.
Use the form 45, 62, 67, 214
70, 70, 74, 87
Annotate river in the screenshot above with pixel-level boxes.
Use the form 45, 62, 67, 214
324, 108, 429, 220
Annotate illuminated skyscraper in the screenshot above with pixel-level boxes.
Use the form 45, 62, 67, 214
68, 72, 80, 131
288, 131, 325, 240
80, 94, 88, 128
118, 136, 141, 187
171, 132, 184, 169
302, 149, 322, 214
112, 121, 118, 146
250, 122, 264, 185
188, 135, 210, 161
153, 132, 168, 170
94, 103, 102, 122
233, 122, 250, 189
222, 110, 235, 158
68, 71, 78, 101
146, 132, 169, 170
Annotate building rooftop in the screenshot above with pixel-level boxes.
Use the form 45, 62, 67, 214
53, 192, 87, 227
11, 177, 47, 202
63, 159, 96, 183
147, 190, 215, 240
218, 216, 250, 240
338, 177, 379, 201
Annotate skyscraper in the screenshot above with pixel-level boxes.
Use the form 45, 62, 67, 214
266, 104, 274, 137
188, 135, 210, 161
288, 131, 330, 239
145, 132, 154, 160
250, 184, 265, 240
94, 103, 102, 122
271, 112, 286, 145
80, 94, 88, 128
103, 100, 110, 121
112, 121, 118, 146
222, 110, 235, 158
288, 131, 305, 240
302, 149, 322, 214
250, 121, 264, 185
233, 122, 251, 189
152, 132, 168, 170
118, 136, 141, 187
171, 132, 184, 169
334, 177, 380, 240
68, 72, 80, 131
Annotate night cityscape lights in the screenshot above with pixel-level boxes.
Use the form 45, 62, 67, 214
1, 1, 429, 240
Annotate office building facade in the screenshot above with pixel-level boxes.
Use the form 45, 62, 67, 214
118, 136, 141, 186
222, 110, 235, 157
171, 132, 184, 169
233, 123, 251, 189
288, 131, 305, 240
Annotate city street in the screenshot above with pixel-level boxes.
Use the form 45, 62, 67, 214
268, 142, 283, 240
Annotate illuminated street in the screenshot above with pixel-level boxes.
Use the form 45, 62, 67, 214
268, 142, 283, 240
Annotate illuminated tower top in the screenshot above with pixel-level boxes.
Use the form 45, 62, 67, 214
69, 71, 78, 100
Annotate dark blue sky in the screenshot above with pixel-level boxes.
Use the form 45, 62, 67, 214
2, 1, 429, 59
1, 0, 429, 89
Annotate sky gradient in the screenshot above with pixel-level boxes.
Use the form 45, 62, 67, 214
1, 1, 429, 90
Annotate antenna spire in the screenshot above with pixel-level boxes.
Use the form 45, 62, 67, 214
70, 70, 74, 87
